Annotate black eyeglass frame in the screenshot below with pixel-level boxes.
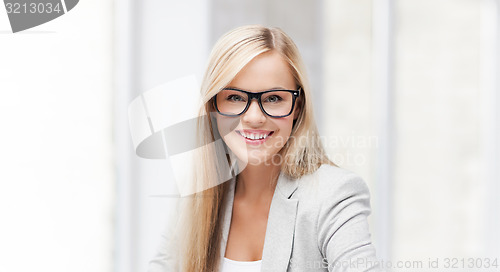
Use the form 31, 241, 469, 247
213, 87, 301, 118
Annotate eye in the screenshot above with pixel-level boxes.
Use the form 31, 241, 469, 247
264, 95, 283, 103
227, 94, 246, 102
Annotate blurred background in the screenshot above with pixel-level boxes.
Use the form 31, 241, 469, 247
1, 0, 499, 271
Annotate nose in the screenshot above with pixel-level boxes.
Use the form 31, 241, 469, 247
241, 99, 266, 124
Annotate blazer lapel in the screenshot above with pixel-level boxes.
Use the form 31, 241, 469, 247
261, 172, 299, 271
219, 173, 299, 272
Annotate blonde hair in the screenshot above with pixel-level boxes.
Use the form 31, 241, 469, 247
177, 25, 336, 272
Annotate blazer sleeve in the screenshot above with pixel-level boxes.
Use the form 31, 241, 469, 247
316, 173, 385, 272
147, 201, 182, 272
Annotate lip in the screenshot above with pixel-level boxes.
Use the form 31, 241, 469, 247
235, 129, 274, 145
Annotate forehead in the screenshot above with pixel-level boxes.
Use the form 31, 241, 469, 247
228, 51, 296, 92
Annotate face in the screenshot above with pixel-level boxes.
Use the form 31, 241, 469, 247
214, 50, 301, 166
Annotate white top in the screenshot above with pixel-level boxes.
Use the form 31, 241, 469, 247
220, 257, 262, 272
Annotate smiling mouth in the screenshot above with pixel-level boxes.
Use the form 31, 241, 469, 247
235, 130, 274, 140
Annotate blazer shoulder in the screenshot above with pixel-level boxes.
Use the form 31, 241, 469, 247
296, 164, 371, 203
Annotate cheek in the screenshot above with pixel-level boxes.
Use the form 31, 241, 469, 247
276, 116, 295, 133
270, 117, 295, 147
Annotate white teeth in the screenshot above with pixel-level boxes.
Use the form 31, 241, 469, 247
239, 132, 269, 140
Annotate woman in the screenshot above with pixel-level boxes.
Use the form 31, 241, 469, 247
149, 25, 383, 272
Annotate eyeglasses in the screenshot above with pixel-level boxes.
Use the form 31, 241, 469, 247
213, 87, 301, 118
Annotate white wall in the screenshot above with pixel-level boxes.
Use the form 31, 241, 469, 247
0, 1, 114, 271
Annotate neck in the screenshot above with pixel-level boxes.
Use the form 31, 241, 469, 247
234, 160, 281, 204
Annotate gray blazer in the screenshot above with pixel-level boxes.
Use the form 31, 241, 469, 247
148, 164, 384, 271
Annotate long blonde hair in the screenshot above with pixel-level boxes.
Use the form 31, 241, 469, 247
177, 25, 336, 272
